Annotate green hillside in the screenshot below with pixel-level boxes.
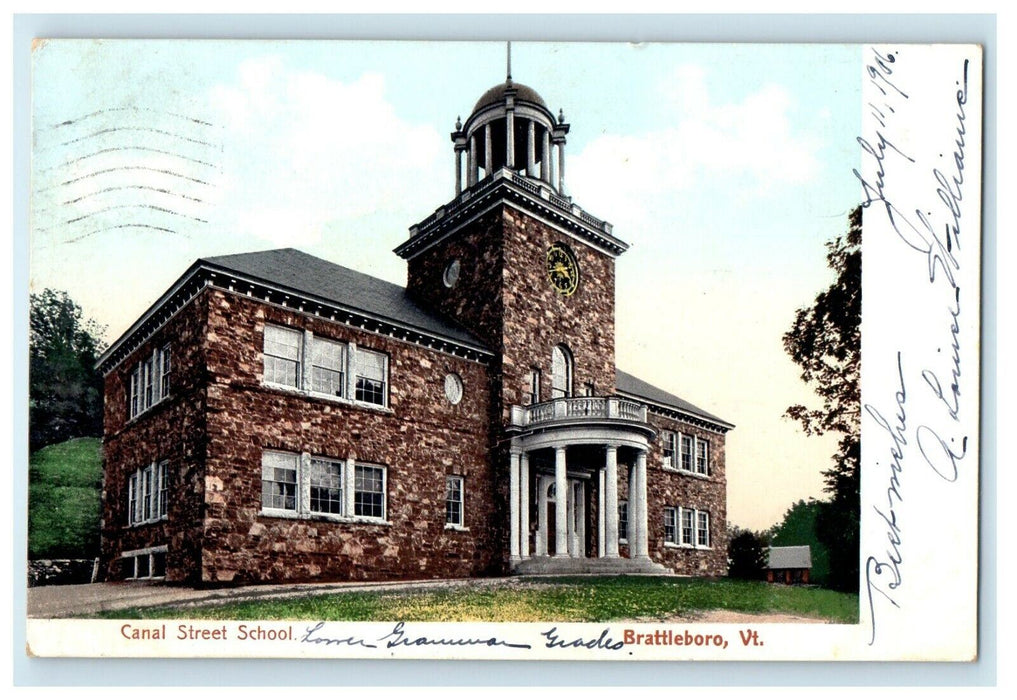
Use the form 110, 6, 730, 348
28, 437, 102, 559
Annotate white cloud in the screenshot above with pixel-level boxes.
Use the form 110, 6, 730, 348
206, 56, 446, 247
568, 64, 820, 225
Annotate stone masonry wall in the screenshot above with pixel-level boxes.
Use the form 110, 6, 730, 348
645, 412, 728, 577
200, 289, 497, 584
500, 207, 616, 420
100, 293, 210, 583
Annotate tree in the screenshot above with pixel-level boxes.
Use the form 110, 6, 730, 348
783, 206, 861, 593
727, 525, 769, 580
29, 289, 107, 452
770, 498, 831, 586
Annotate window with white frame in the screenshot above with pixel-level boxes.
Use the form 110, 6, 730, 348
697, 511, 711, 547
126, 460, 169, 525
676, 506, 711, 548
445, 475, 464, 527
263, 325, 303, 388
662, 431, 677, 470
681, 507, 695, 545
262, 325, 389, 407
122, 545, 167, 580
309, 458, 343, 515
529, 368, 541, 404
355, 349, 387, 406
260, 450, 387, 522
261, 451, 298, 511
664, 506, 678, 545
680, 434, 693, 471
550, 345, 573, 399
355, 464, 386, 519
695, 439, 710, 475
128, 345, 172, 419
311, 337, 346, 397
618, 500, 629, 543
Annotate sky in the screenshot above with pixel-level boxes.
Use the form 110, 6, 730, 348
30, 40, 860, 531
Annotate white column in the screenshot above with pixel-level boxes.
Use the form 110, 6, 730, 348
510, 452, 520, 562
536, 476, 548, 556
484, 123, 493, 176
635, 450, 650, 559
527, 120, 536, 177
557, 141, 566, 193
506, 111, 515, 169
541, 129, 551, 184
566, 479, 576, 556
597, 468, 605, 557
554, 446, 568, 557
604, 446, 620, 558
520, 453, 530, 558
454, 149, 463, 195
468, 135, 477, 187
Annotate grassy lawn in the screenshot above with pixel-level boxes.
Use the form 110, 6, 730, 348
28, 437, 102, 559
97, 576, 859, 624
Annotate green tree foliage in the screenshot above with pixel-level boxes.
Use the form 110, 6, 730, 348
783, 206, 861, 593
29, 289, 107, 452
727, 525, 769, 580
770, 499, 831, 586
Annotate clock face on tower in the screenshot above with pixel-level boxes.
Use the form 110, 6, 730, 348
546, 243, 580, 296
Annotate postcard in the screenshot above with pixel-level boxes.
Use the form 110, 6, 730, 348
24, 38, 982, 662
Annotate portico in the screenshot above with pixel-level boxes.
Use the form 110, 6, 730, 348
506, 396, 666, 574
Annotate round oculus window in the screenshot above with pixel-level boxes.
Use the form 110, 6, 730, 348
444, 373, 464, 405
443, 259, 461, 288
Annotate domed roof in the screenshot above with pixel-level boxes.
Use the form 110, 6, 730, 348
472, 80, 548, 113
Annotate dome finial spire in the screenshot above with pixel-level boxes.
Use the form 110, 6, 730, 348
506, 41, 512, 82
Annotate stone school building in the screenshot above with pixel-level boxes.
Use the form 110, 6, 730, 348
97, 73, 734, 585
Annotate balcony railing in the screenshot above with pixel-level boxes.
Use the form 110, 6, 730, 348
510, 396, 648, 429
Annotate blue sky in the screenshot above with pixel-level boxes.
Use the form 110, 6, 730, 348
31, 40, 860, 530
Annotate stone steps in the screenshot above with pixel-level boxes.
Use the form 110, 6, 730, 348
512, 556, 670, 576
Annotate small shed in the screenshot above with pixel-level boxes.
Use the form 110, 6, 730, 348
766, 545, 812, 585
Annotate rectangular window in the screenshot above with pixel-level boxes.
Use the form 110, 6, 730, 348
583, 382, 596, 397
619, 500, 629, 543
156, 460, 169, 519
130, 366, 141, 418
128, 346, 172, 419
261, 451, 298, 511
680, 434, 693, 471
141, 464, 154, 521
311, 337, 346, 397
159, 346, 171, 399
662, 431, 676, 470
529, 369, 541, 405
309, 458, 344, 515
446, 475, 464, 527
696, 439, 710, 475
264, 325, 303, 388
128, 473, 139, 525
681, 508, 695, 545
355, 348, 387, 406
697, 511, 710, 547
664, 507, 678, 544
355, 464, 386, 519
143, 357, 155, 408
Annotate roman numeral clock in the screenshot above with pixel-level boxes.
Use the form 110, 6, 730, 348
546, 242, 579, 296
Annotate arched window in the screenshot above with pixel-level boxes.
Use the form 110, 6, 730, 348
550, 344, 573, 399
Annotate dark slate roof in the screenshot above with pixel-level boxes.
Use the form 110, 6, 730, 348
767, 546, 813, 570
200, 248, 488, 351
615, 368, 733, 429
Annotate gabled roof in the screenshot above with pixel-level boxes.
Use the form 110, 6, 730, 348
615, 368, 733, 430
767, 545, 812, 570
199, 248, 486, 350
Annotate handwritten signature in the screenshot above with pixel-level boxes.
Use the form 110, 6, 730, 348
857, 49, 971, 645
300, 621, 532, 650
